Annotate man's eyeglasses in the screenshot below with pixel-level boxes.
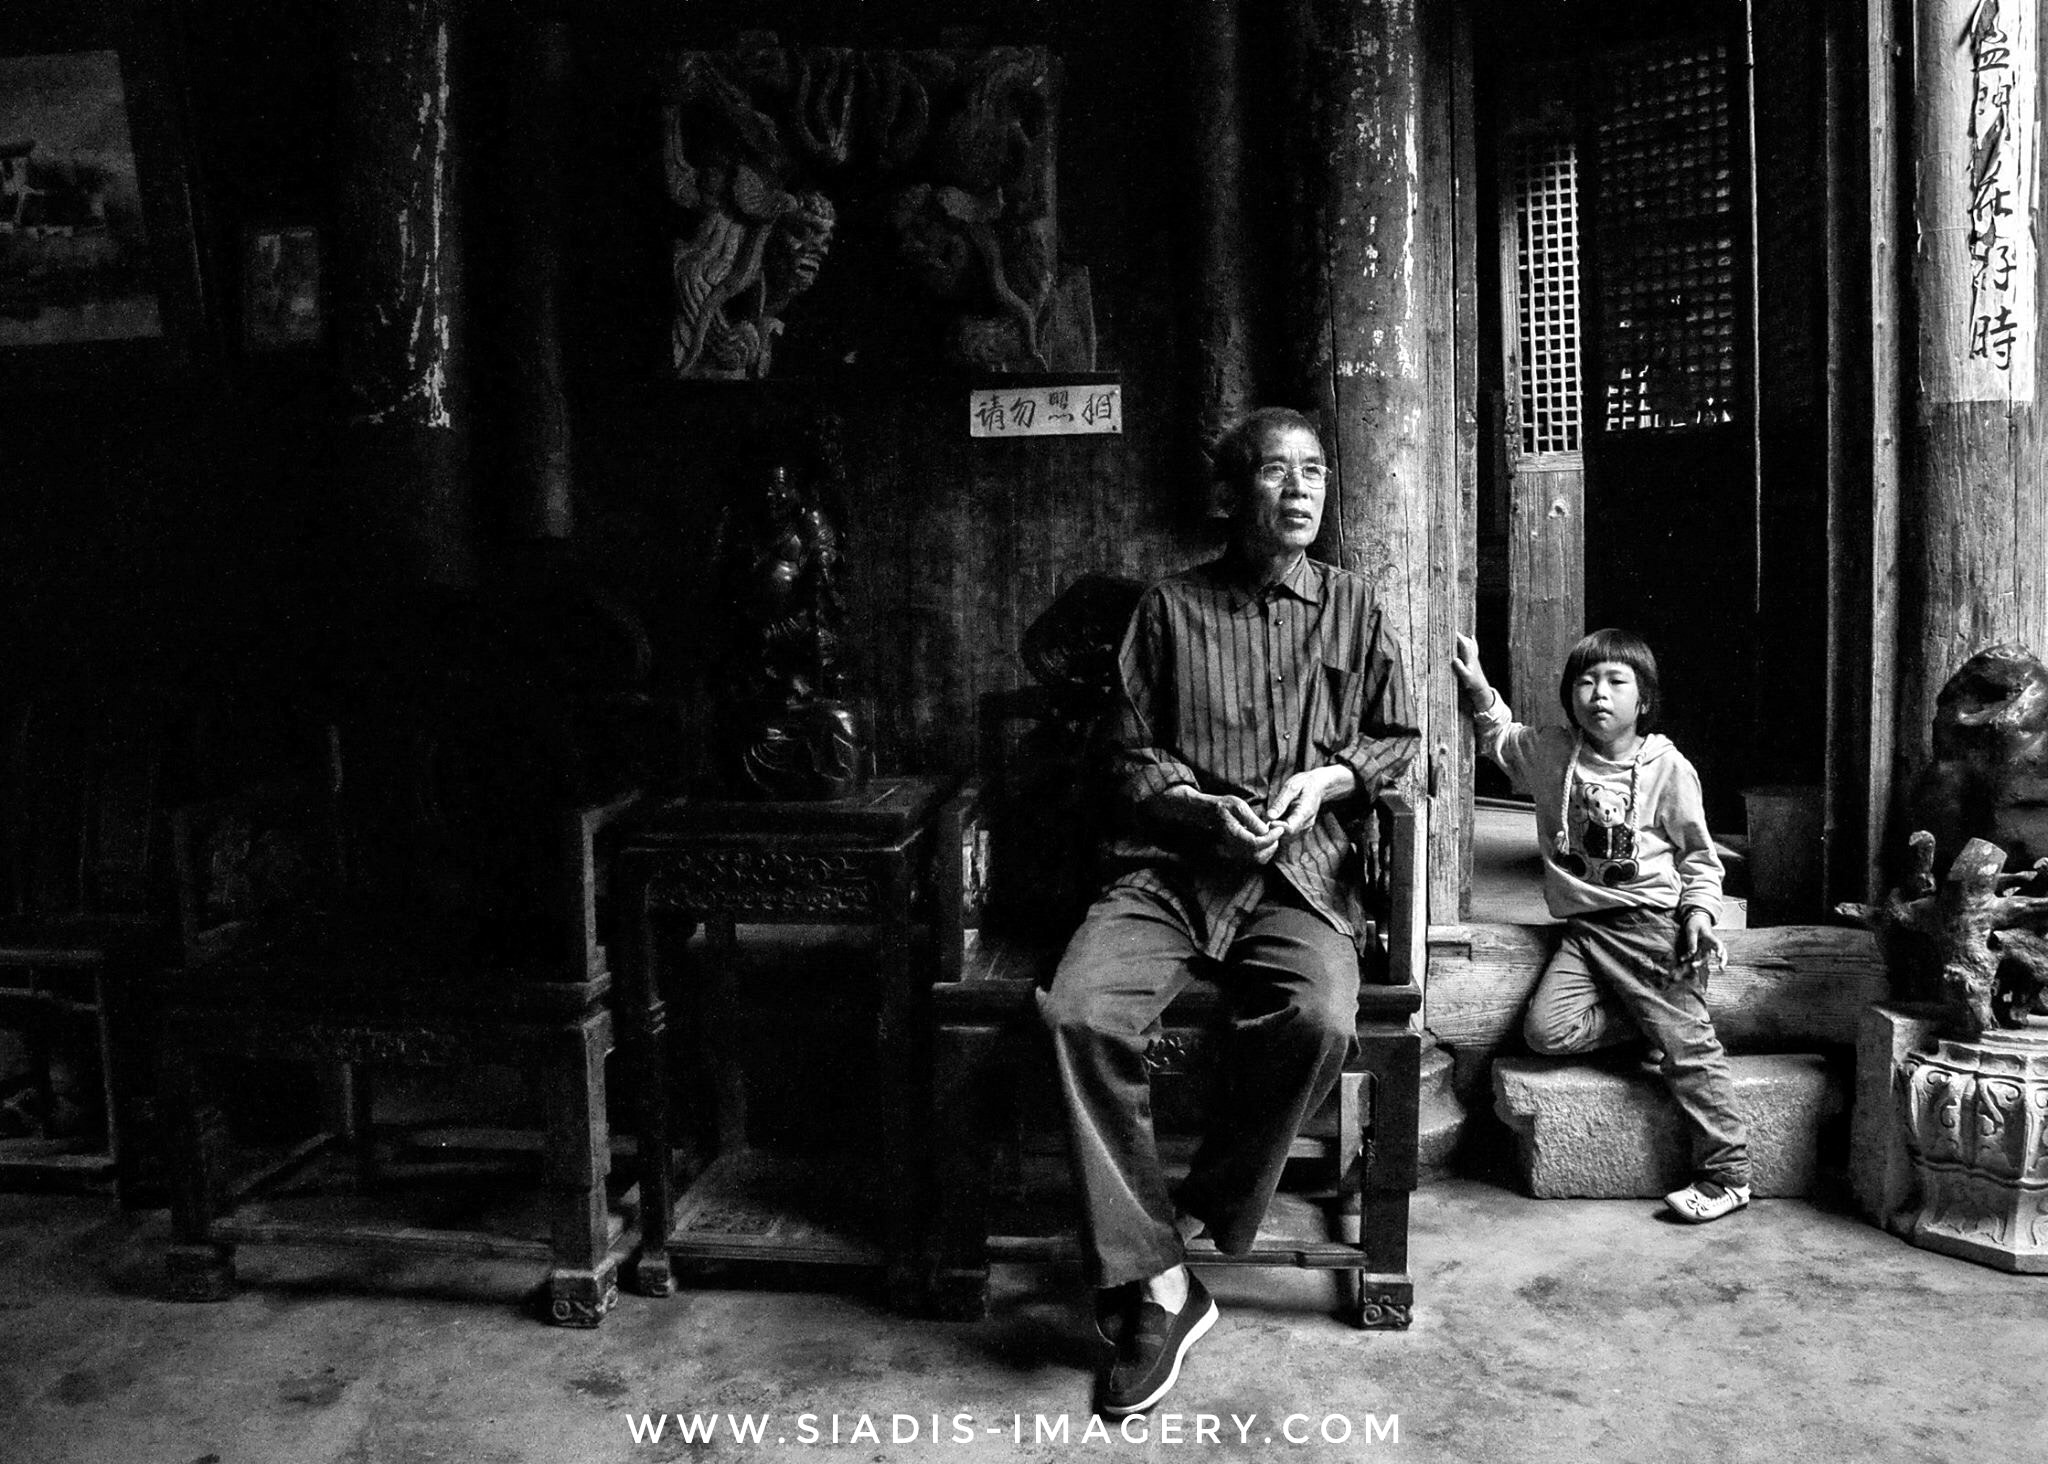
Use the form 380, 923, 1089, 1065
1256, 462, 1329, 489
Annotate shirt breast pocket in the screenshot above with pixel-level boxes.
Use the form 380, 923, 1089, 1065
1311, 662, 1369, 757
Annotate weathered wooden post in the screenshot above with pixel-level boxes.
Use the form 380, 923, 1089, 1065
1285, 0, 1469, 922
1899, 0, 2048, 786
1186, 0, 1258, 474
487, 12, 576, 541
333, 0, 474, 583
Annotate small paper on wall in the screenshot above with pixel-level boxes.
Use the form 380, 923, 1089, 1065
968, 384, 1122, 437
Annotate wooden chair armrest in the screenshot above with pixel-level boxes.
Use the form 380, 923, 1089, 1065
573, 787, 646, 841
565, 788, 646, 981
931, 778, 988, 982
1373, 789, 1426, 994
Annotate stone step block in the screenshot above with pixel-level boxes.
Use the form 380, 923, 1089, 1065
1492, 1053, 1845, 1199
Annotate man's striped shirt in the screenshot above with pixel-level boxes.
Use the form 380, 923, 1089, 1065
1103, 553, 1420, 958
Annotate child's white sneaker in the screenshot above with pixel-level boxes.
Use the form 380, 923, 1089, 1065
1664, 1178, 1750, 1223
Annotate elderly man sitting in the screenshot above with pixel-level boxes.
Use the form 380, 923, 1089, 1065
1037, 407, 1420, 1415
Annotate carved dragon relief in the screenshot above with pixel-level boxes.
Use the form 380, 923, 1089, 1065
662, 44, 1095, 379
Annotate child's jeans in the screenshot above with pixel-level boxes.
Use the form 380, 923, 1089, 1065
1523, 906, 1751, 1189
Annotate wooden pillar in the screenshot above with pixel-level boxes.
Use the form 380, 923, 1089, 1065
1186, 0, 1257, 469
1898, 0, 2048, 781
490, 14, 576, 540
1287, 0, 1469, 921
1447, 0, 1478, 918
333, 0, 474, 584
1824, 0, 1902, 905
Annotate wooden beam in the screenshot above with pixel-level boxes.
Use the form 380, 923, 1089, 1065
1426, 921, 1891, 1102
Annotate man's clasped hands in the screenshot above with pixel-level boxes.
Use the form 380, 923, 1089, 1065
1149, 765, 1359, 866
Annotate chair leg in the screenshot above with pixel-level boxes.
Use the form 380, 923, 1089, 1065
622, 897, 677, 1298
923, 1021, 1004, 1320
1356, 1189, 1414, 1329
1351, 1026, 1419, 1330
1336, 1070, 1367, 1210
346, 1063, 379, 1190
540, 1013, 618, 1328
104, 961, 161, 1210
161, 1043, 235, 1302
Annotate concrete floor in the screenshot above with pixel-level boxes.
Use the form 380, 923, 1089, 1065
2, 1176, 2043, 1464
5, 803, 2026, 1462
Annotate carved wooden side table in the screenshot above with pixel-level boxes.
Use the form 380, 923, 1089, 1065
610, 776, 947, 1306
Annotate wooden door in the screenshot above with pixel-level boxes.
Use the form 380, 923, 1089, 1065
1578, 23, 1758, 830
1499, 127, 1586, 731
1478, 1, 1762, 828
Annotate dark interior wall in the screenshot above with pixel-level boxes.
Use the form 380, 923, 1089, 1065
563, 0, 1209, 777
1, 1, 347, 690
0, 0, 1215, 785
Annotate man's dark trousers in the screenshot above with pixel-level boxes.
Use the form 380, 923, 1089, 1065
1037, 876, 1359, 1288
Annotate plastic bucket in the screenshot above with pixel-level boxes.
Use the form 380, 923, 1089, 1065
1742, 784, 1824, 926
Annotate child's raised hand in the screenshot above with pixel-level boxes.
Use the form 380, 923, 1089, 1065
1451, 633, 1494, 713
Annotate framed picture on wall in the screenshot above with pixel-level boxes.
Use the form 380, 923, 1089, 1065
241, 223, 323, 352
0, 2, 207, 390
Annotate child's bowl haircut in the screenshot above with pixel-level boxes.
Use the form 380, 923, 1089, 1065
1558, 627, 1661, 733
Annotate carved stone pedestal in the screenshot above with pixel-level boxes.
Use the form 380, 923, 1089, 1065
1899, 1021, 2048, 1273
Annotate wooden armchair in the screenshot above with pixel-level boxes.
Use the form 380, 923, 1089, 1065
923, 784, 1423, 1326
0, 686, 175, 1203
155, 612, 643, 1326
916, 578, 1425, 1327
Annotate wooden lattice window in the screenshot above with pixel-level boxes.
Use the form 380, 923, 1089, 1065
1593, 39, 1740, 432
1512, 137, 1583, 457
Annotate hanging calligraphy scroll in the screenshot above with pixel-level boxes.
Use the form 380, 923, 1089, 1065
1919, 0, 2038, 404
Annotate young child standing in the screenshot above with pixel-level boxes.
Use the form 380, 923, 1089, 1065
1452, 628, 1752, 1223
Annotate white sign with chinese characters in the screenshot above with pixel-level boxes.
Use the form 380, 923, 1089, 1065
968, 384, 1122, 437
1923, 0, 2037, 404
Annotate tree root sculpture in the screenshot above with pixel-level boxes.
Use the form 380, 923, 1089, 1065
1839, 831, 2048, 1037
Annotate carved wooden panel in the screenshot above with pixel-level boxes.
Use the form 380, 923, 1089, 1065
661, 44, 1094, 378
643, 847, 880, 919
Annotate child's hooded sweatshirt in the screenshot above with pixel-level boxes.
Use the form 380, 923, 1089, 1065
1473, 693, 1724, 923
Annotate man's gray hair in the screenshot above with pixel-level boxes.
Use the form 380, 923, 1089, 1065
1212, 408, 1324, 485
